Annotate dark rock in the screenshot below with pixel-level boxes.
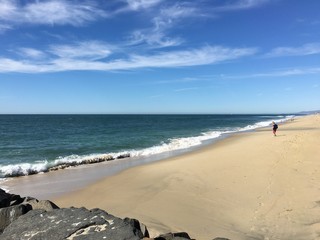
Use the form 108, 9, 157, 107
0, 188, 59, 232
124, 217, 150, 237
1, 207, 149, 240
48, 155, 115, 172
155, 232, 192, 240
116, 153, 130, 159
0, 189, 23, 208
0, 204, 31, 233
23, 197, 59, 211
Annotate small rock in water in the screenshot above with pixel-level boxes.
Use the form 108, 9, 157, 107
116, 153, 130, 159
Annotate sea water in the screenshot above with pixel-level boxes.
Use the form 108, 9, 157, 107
0, 114, 295, 178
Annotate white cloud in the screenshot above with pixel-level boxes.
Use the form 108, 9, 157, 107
222, 67, 320, 79
0, 23, 11, 33
158, 3, 198, 20
49, 41, 113, 60
115, 0, 164, 14
152, 3, 198, 31
13, 41, 113, 62
266, 43, 320, 57
149, 94, 164, 98
0, 0, 107, 27
127, 3, 198, 48
129, 29, 183, 48
126, 46, 257, 68
0, 0, 17, 18
126, 0, 271, 48
18, 48, 46, 59
125, 0, 164, 11
0, 58, 48, 73
174, 87, 199, 92
214, 0, 271, 12
0, 45, 257, 73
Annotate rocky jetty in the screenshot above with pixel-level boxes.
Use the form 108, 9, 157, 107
0, 188, 230, 239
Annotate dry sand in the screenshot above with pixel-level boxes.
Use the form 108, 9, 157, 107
55, 115, 320, 240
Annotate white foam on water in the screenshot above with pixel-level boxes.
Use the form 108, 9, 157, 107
0, 162, 49, 178
130, 131, 222, 157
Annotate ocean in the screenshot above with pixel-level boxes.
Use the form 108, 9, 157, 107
0, 114, 295, 178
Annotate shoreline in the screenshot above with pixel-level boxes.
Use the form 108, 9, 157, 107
1, 130, 247, 200
53, 114, 320, 239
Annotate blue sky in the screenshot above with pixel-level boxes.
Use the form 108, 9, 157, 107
0, 0, 319, 114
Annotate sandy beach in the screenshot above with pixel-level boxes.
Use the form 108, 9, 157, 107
54, 115, 320, 240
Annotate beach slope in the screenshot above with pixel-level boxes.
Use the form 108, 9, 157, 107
55, 115, 320, 240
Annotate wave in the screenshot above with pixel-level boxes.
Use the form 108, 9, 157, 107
0, 153, 129, 178
0, 115, 294, 178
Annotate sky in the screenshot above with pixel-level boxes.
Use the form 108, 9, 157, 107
0, 0, 319, 114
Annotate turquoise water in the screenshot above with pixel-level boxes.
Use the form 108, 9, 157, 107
0, 114, 294, 177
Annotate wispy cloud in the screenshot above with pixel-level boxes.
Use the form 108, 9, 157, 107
49, 41, 114, 60
0, 23, 11, 33
129, 29, 183, 48
213, 0, 271, 12
0, 0, 17, 18
296, 18, 320, 26
149, 94, 164, 99
0, 43, 257, 73
124, 0, 164, 11
17, 48, 47, 59
174, 87, 199, 92
126, 0, 271, 48
127, 2, 198, 48
222, 67, 320, 79
125, 46, 257, 68
0, 0, 107, 28
13, 41, 114, 62
266, 43, 320, 57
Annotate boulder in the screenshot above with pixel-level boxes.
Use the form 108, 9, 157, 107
0, 204, 31, 233
0, 189, 59, 232
116, 153, 130, 159
1, 207, 150, 240
22, 197, 59, 211
124, 217, 150, 237
154, 232, 192, 240
0, 189, 23, 208
48, 155, 115, 172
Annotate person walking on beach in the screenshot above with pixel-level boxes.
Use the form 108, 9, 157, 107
272, 121, 278, 136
